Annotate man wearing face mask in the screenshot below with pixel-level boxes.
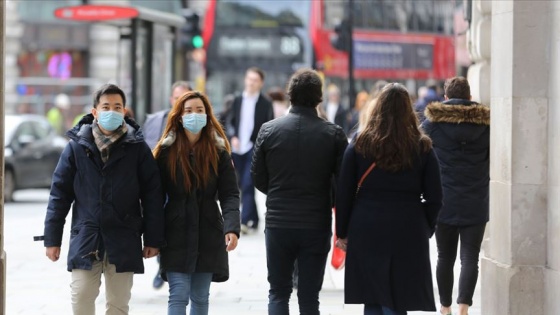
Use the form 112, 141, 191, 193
42, 84, 165, 315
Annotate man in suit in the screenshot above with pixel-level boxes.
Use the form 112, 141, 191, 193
323, 84, 349, 134
226, 67, 273, 234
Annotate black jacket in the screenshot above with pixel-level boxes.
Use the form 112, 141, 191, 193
422, 98, 490, 226
226, 93, 273, 144
44, 114, 165, 273
157, 134, 240, 282
251, 106, 348, 230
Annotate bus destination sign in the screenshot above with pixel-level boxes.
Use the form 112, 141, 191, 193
54, 5, 139, 21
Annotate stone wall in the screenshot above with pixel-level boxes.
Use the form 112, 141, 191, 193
483, 1, 551, 314
545, 1, 560, 314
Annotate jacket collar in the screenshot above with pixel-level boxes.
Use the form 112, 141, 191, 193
424, 100, 490, 125
160, 130, 226, 150
67, 113, 145, 144
289, 106, 319, 116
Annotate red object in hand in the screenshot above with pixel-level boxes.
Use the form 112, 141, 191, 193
331, 234, 346, 270
331, 207, 346, 270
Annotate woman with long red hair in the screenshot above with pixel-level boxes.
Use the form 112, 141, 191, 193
153, 91, 240, 315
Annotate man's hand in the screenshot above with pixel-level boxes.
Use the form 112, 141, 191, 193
225, 233, 238, 252
231, 137, 240, 151
46, 246, 61, 262
143, 246, 160, 259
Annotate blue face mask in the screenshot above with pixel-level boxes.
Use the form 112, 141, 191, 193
182, 113, 207, 134
97, 110, 124, 131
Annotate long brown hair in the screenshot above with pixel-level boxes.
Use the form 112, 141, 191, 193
153, 91, 231, 191
355, 83, 431, 172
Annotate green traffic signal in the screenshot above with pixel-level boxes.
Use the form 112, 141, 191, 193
192, 35, 204, 49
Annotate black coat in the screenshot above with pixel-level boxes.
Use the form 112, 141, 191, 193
336, 143, 442, 311
226, 93, 273, 144
251, 106, 348, 230
157, 134, 240, 282
44, 114, 165, 273
422, 99, 490, 226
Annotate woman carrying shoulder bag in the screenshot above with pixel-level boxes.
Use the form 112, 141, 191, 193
335, 83, 443, 315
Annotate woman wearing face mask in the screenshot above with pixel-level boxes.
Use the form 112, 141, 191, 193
152, 91, 240, 315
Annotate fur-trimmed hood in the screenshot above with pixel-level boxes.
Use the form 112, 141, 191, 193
160, 131, 227, 150
424, 99, 490, 125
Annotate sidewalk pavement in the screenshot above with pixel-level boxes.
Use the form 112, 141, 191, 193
6, 190, 480, 314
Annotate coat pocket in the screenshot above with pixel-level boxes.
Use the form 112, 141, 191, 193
69, 225, 101, 266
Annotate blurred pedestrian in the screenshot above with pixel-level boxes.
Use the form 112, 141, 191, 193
421, 76, 490, 315
322, 83, 350, 134
152, 91, 240, 315
348, 90, 369, 138
336, 83, 443, 315
47, 93, 71, 135
43, 84, 165, 315
414, 80, 443, 124
144, 81, 192, 150
251, 68, 348, 314
267, 87, 290, 118
224, 67, 273, 234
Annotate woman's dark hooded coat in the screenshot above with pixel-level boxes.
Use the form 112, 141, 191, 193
157, 133, 240, 282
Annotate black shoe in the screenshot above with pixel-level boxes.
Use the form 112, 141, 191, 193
153, 273, 164, 289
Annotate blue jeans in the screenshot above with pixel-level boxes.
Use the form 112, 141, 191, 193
265, 227, 331, 315
364, 304, 407, 315
166, 272, 213, 315
232, 149, 258, 227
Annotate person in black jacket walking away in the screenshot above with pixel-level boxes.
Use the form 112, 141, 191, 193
421, 76, 490, 315
153, 91, 240, 315
251, 69, 348, 315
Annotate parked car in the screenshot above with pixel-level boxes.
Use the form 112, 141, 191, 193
4, 114, 68, 202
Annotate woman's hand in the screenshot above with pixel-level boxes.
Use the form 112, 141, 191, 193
335, 238, 348, 252
225, 233, 239, 252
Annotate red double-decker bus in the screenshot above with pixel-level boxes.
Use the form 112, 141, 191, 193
312, 0, 456, 93
201, 0, 457, 110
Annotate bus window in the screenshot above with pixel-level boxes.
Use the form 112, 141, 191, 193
216, 0, 307, 28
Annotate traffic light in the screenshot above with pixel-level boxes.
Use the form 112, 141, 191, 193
331, 19, 351, 52
180, 12, 203, 50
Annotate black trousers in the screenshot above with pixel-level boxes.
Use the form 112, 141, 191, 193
435, 222, 486, 307
265, 227, 331, 315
